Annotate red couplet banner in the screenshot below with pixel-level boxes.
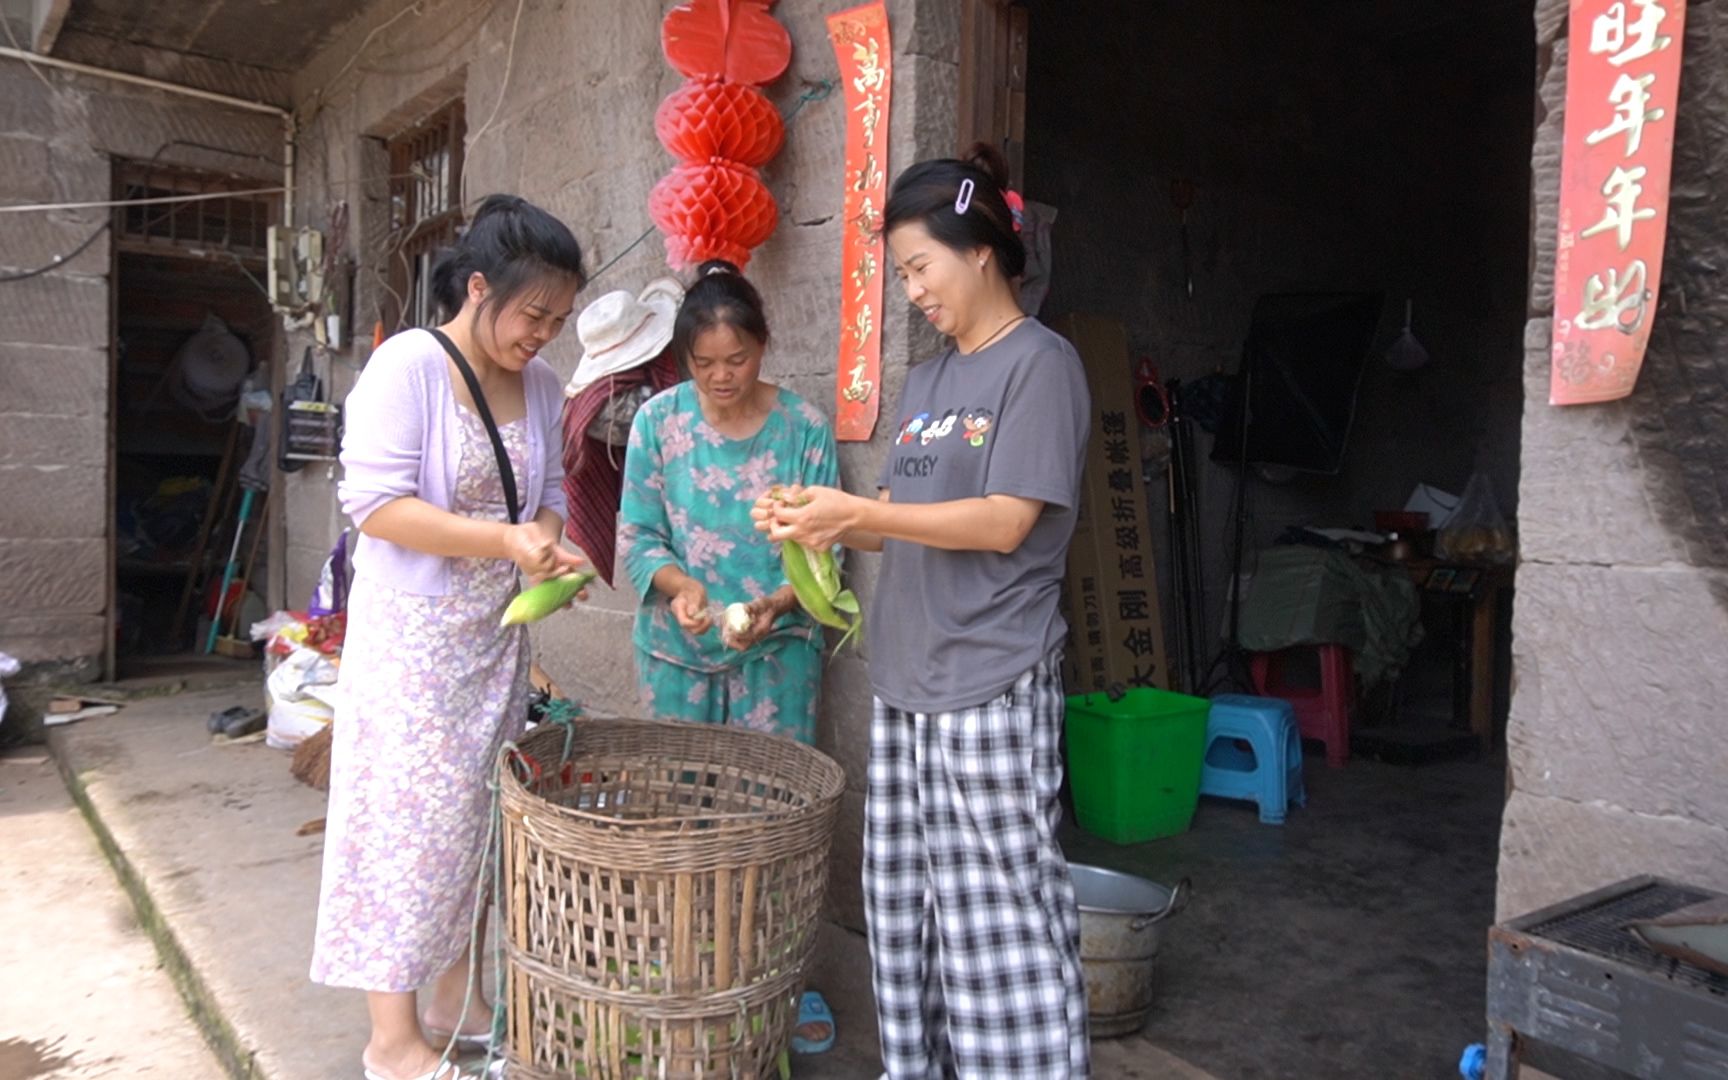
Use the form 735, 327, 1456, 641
1551, 0, 1686, 405
828, 2, 891, 440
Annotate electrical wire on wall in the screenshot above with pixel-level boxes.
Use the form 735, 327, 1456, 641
0, 189, 285, 288
1, 12, 54, 91
298, 0, 431, 124
459, 0, 527, 189
351, 1, 490, 80
253, 0, 844, 338
0, 222, 110, 284
0, 188, 287, 214
359, 76, 837, 332
295, 0, 493, 126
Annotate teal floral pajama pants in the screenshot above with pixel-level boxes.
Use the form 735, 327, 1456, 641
635, 637, 822, 745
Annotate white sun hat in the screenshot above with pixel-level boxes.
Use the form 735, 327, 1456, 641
564, 276, 685, 397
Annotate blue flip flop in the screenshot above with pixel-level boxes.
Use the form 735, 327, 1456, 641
790, 989, 836, 1055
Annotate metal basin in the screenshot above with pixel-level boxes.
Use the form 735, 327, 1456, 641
1071, 864, 1190, 1038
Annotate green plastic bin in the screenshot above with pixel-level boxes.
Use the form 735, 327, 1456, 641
1064, 688, 1210, 844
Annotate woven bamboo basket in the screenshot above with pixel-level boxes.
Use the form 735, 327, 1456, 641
499, 718, 846, 1079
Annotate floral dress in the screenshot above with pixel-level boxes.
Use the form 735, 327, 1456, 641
618, 382, 839, 744
311, 408, 530, 991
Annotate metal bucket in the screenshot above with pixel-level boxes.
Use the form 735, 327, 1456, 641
1071, 864, 1190, 1038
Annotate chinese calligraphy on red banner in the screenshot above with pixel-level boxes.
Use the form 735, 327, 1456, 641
828, 2, 890, 441
1551, 0, 1686, 405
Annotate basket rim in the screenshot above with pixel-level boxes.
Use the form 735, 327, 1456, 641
498, 716, 846, 830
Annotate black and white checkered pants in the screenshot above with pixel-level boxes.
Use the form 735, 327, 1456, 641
864, 651, 1091, 1079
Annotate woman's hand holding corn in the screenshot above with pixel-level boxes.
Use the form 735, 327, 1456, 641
505, 523, 586, 585
754, 485, 855, 549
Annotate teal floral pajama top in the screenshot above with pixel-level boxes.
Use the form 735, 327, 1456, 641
618, 381, 839, 743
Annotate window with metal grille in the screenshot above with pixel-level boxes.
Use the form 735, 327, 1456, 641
385, 99, 466, 330
114, 162, 276, 258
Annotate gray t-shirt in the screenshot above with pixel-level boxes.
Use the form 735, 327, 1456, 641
868, 318, 1091, 713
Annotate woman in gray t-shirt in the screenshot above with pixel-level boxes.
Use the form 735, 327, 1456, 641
757, 146, 1093, 1080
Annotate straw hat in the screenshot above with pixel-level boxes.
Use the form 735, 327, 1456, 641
564, 277, 684, 396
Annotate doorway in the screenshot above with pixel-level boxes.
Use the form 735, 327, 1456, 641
977, 1, 1536, 1073
109, 162, 278, 677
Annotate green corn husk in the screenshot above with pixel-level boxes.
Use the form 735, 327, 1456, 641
781, 540, 862, 652
500, 570, 597, 627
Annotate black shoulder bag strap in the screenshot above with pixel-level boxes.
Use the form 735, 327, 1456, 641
427, 328, 521, 524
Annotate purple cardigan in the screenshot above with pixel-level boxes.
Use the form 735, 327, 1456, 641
337, 328, 566, 596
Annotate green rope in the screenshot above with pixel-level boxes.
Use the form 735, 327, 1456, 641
784, 78, 836, 122
541, 698, 583, 767
488, 763, 507, 1072
438, 696, 585, 1077
436, 751, 508, 1077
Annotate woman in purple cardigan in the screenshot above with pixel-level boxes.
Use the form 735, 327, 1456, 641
311, 195, 588, 1080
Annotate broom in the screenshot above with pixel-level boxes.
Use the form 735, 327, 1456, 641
291, 725, 333, 836
291, 723, 333, 791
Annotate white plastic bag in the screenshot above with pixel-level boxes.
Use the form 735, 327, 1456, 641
266, 646, 339, 704
266, 696, 332, 751
0, 650, 20, 729
1436, 473, 1516, 564
250, 611, 301, 643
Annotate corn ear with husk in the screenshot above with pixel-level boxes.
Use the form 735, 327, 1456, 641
768, 486, 862, 652
500, 570, 597, 627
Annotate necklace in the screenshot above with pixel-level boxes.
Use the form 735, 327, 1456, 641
961, 313, 1028, 355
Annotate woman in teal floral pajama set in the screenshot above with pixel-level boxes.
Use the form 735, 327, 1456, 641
617, 259, 838, 745
616, 259, 841, 1051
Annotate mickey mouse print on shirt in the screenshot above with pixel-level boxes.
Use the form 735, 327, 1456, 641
886, 397, 1001, 496
962, 408, 994, 447
879, 320, 1090, 517
894, 407, 992, 449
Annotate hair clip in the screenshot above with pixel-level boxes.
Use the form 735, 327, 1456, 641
954, 179, 975, 216
1004, 189, 1025, 234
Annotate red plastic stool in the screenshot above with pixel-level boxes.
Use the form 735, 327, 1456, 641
1250, 645, 1354, 768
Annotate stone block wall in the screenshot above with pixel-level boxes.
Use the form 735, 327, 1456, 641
1498, 0, 1728, 917
283, 0, 958, 930
0, 53, 280, 704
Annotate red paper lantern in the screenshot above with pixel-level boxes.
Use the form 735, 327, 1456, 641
662, 0, 791, 84
652, 0, 791, 270
655, 80, 785, 167
649, 162, 779, 270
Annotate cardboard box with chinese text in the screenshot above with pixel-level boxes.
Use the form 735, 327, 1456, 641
1051, 314, 1169, 692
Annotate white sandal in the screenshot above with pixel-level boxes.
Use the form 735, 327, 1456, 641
423, 1023, 496, 1052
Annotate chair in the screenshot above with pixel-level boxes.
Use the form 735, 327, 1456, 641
1250, 644, 1354, 768
1198, 694, 1306, 825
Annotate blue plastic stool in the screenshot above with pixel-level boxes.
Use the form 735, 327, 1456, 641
1198, 694, 1306, 824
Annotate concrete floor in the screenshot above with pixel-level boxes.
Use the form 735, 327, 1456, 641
0, 747, 219, 1078
1065, 750, 1506, 1080
49, 687, 347, 1080
43, 687, 1213, 1080
37, 681, 1507, 1080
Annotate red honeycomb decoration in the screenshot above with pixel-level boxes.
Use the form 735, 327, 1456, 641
655, 80, 785, 166
650, 0, 792, 270
648, 161, 780, 270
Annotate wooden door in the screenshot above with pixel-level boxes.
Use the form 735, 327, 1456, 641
957, 0, 1029, 186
